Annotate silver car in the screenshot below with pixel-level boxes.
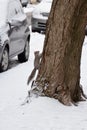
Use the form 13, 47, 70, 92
0, 0, 30, 72
31, 0, 52, 33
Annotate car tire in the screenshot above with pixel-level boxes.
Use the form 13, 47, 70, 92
85, 29, 87, 35
18, 40, 29, 63
32, 29, 41, 33
0, 48, 9, 72
32, 28, 36, 32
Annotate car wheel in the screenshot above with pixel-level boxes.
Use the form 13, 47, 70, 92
0, 48, 9, 72
32, 28, 41, 33
18, 40, 29, 63
85, 28, 87, 35
32, 28, 36, 32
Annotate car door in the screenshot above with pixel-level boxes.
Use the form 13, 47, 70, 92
7, 0, 26, 56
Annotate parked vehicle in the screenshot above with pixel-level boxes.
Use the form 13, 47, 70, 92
31, 0, 52, 33
0, 0, 30, 72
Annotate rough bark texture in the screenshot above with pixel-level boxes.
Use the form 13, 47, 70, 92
36, 0, 87, 105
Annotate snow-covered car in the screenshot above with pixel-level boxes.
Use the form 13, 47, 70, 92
31, 0, 53, 32
0, 0, 30, 72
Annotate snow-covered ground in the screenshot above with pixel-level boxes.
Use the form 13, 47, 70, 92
0, 30, 87, 130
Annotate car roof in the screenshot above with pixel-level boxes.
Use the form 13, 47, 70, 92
0, 0, 9, 26
0, 0, 20, 27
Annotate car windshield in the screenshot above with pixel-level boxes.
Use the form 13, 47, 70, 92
0, 0, 9, 27
0, 0, 9, 28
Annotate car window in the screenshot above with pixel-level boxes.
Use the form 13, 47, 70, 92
7, 0, 23, 21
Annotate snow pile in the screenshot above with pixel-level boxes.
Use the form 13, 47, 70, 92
23, 4, 36, 13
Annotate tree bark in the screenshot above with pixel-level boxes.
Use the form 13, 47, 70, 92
36, 0, 87, 105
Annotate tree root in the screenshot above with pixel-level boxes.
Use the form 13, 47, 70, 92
79, 85, 87, 99
24, 80, 87, 106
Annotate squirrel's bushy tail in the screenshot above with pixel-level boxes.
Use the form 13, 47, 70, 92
27, 68, 37, 85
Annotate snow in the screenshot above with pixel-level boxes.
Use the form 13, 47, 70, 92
23, 4, 35, 13
32, 1, 52, 19
0, 31, 87, 130
0, 0, 9, 27
0, 2, 87, 130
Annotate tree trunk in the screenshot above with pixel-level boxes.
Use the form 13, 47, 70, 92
36, 0, 87, 105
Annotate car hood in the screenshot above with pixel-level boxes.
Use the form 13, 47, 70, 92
34, 1, 52, 14
0, 25, 9, 46
0, 25, 9, 35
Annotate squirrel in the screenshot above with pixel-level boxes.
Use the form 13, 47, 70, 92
27, 51, 42, 85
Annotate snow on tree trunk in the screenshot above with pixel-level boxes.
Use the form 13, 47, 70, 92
36, 0, 87, 105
